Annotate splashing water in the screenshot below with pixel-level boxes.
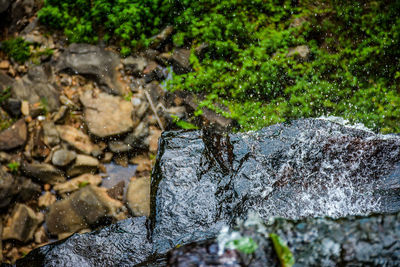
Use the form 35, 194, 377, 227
234, 118, 400, 220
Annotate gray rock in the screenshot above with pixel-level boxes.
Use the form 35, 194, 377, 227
52, 148, 76, 167
22, 162, 65, 185
55, 44, 127, 95
19, 217, 152, 266
67, 154, 99, 177
0, 119, 27, 151
123, 121, 149, 150
0, 70, 13, 91
122, 56, 147, 75
2, 204, 43, 243
171, 48, 192, 74
0, 167, 20, 208
80, 90, 134, 138
46, 185, 123, 235
11, 65, 60, 111
167, 212, 400, 266
42, 121, 60, 147
150, 119, 400, 253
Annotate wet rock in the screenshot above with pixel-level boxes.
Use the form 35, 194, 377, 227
126, 177, 150, 217
183, 93, 235, 131
167, 212, 400, 267
150, 119, 400, 253
67, 154, 99, 177
2, 204, 43, 243
18, 119, 400, 265
287, 45, 310, 60
42, 121, 59, 147
143, 61, 166, 82
123, 121, 149, 150
46, 185, 123, 235
107, 181, 125, 201
56, 125, 100, 155
19, 217, 152, 266
0, 119, 27, 151
22, 162, 65, 185
53, 173, 102, 194
108, 141, 132, 153
55, 44, 127, 95
80, 90, 134, 138
51, 148, 76, 167
2, 98, 21, 117
17, 178, 41, 202
0, 167, 20, 208
10, 65, 60, 111
20, 100, 29, 116
122, 56, 147, 76
38, 191, 56, 208
0, 151, 11, 163
171, 48, 192, 74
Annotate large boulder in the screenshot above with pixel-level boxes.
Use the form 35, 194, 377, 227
150, 119, 400, 252
18, 118, 400, 266
55, 44, 127, 95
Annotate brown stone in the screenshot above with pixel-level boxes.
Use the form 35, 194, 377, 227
0, 60, 10, 69
38, 192, 56, 208
0, 119, 27, 151
80, 90, 134, 138
46, 185, 122, 235
56, 125, 100, 155
126, 176, 150, 217
53, 173, 102, 194
2, 204, 44, 243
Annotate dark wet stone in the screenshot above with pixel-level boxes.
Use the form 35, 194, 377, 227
150, 119, 400, 253
18, 217, 152, 267
2, 98, 21, 118
166, 212, 400, 266
22, 162, 65, 185
18, 119, 400, 266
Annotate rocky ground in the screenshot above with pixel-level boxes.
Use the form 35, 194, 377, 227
0, 1, 237, 264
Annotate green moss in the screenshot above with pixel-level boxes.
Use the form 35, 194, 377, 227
37, 0, 400, 132
1, 37, 31, 63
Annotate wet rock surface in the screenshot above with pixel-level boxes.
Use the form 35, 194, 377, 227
55, 44, 126, 95
18, 119, 400, 266
150, 119, 400, 253
0, 119, 27, 151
